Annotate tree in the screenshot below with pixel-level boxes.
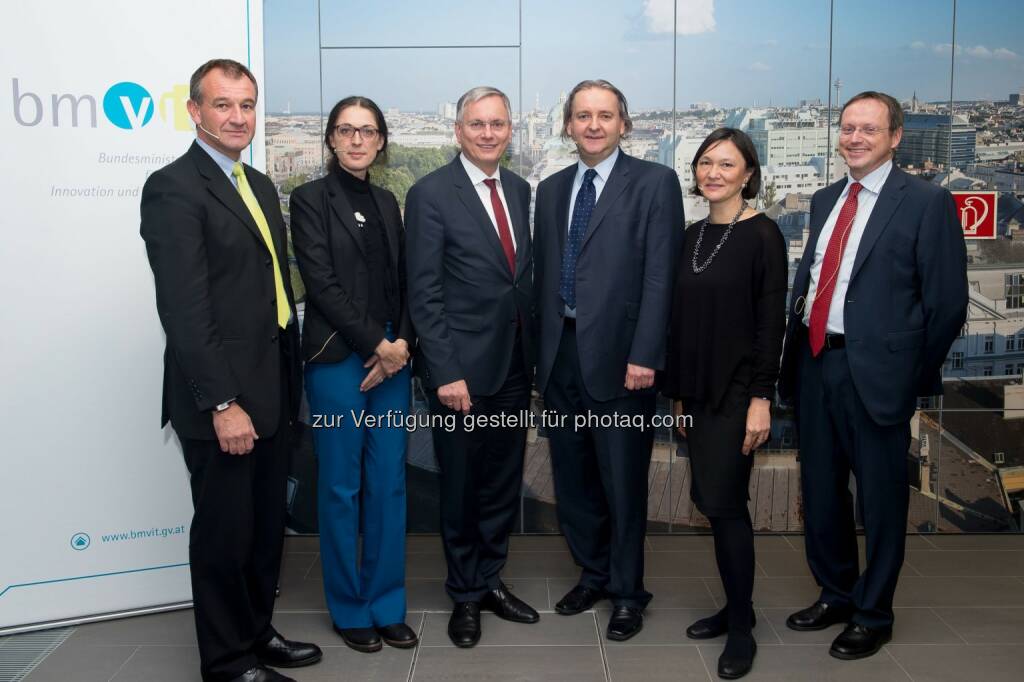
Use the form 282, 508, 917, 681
370, 166, 417, 207
761, 179, 777, 209
280, 173, 310, 195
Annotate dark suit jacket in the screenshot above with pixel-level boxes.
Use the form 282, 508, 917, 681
405, 156, 535, 396
534, 151, 684, 402
778, 165, 968, 426
289, 171, 414, 364
140, 142, 301, 441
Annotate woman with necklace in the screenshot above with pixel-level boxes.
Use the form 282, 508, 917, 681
662, 127, 787, 679
290, 96, 418, 653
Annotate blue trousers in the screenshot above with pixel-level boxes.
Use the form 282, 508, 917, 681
306, 351, 410, 628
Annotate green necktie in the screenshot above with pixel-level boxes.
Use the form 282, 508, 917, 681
232, 162, 290, 329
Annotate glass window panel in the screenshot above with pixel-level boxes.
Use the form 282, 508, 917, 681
319, 0, 519, 48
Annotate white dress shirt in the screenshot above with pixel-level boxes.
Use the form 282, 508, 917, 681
196, 136, 240, 188
460, 153, 517, 250
803, 159, 893, 333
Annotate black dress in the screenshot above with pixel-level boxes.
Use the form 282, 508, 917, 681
662, 213, 787, 517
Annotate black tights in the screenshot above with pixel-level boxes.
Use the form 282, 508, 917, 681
710, 510, 755, 635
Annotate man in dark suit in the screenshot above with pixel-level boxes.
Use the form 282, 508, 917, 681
141, 59, 321, 682
534, 79, 683, 641
406, 86, 539, 647
778, 91, 967, 660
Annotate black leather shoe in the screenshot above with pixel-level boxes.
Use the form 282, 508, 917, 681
786, 601, 852, 631
448, 601, 481, 648
254, 633, 322, 668
332, 624, 383, 653
481, 581, 540, 623
829, 623, 892, 660
555, 584, 606, 615
686, 607, 757, 640
606, 606, 644, 641
718, 634, 756, 679
376, 622, 419, 649
228, 666, 295, 682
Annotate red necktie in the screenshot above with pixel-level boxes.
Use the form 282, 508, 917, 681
483, 178, 516, 274
808, 182, 863, 357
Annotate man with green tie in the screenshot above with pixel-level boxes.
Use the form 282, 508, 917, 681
141, 59, 321, 682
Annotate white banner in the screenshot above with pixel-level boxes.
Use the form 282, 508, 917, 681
0, 0, 265, 632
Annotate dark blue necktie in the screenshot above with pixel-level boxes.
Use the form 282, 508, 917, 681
560, 168, 597, 309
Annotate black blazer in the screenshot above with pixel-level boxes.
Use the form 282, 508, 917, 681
778, 166, 968, 425
405, 156, 535, 396
289, 171, 414, 364
140, 142, 301, 441
534, 151, 683, 401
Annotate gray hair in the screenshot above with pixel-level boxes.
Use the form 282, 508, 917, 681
561, 79, 633, 140
456, 86, 512, 122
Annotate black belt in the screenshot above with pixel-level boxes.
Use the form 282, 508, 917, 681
821, 333, 845, 350
562, 316, 576, 328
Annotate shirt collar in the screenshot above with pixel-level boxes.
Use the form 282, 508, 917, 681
845, 158, 892, 196
576, 147, 620, 184
459, 153, 500, 187
195, 137, 239, 179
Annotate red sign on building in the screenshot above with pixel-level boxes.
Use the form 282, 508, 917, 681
952, 191, 998, 239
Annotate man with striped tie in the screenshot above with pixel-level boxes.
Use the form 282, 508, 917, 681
141, 59, 320, 682
778, 91, 967, 660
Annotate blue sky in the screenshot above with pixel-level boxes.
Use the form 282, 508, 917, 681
263, 0, 1024, 113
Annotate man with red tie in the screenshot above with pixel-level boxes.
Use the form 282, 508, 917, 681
406, 86, 539, 648
778, 91, 967, 660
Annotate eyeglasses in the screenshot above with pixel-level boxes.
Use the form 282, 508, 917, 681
333, 125, 380, 140
839, 125, 889, 137
462, 119, 510, 133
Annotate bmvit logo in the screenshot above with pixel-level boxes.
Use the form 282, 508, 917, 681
12, 78, 191, 131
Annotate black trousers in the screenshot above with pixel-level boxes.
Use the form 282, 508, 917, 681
428, 336, 530, 602
181, 358, 291, 681
545, 324, 655, 609
797, 341, 910, 630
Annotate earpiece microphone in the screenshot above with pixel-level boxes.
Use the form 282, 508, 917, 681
197, 123, 221, 141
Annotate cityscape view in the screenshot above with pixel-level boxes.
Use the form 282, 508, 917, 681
264, 0, 1024, 534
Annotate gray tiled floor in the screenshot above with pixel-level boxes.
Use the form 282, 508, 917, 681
15, 533, 1024, 681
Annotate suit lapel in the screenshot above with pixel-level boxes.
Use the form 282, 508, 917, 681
327, 172, 368, 258
850, 167, 908, 282
580, 151, 630, 251
190, 143, 265, 247
452, 156, 512, 278
555, 166, 573, 254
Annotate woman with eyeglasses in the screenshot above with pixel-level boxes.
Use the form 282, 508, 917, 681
661, 128, 787, 679
290, 96, 417, 653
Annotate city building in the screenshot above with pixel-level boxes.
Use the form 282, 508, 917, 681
897, 113, 977, 171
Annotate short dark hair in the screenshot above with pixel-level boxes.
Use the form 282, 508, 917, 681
841, 90, 904, 132
189, 59, 258, 104
690, 127, 761, 200
561, 79, 633, 140
324, 96, 390, 173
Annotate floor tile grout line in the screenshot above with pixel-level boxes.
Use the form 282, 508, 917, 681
303, 552, 319, 580
756, 606, 784, 645
545, 578, 552, 611
700, 578, 721, 609
884, 645, 917, 682
928, 607, 970, 645
695, 643, 715, 681
592, 610, 612, 682
405, 612, 426, 682
106, 644, 140, 682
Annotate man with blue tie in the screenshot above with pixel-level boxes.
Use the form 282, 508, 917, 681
141, 59, 321, 682
534, 79, 683, 641
779, 91, 967, 660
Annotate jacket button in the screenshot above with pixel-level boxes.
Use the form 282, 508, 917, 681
265, 258, 272, 267
270, 298, 276, 307
271, 335, 278, 343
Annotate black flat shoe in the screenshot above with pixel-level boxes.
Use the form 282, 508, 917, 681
376, 622, 419, 649
554, 584, 606, 615
448, 601, 481, 648
333, 625, 382, 653
228, 665, 295, 682
253, 633, 322, 668
829, 623, 892, 660
481, 581, 540, 623
786, 601, 852, 631
606, 605, 643, 641
686, 607, 757, 640
718, 634, 756, 679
